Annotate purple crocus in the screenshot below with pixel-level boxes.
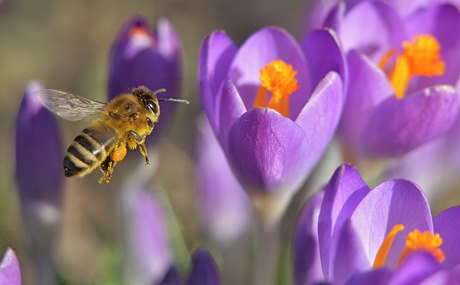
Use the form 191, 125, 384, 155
310, 1, 460, 164
196, 115, 251, 245
294, 163, 460, 284
199, 27, 345, 220
120, 182, 173, 285
14, 81, 63, 284
0, 248, 21, 285
108, 16, 182, 145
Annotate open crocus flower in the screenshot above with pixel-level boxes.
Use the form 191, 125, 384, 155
0, 248, 21, 285
108, 16, 182, 145
199, 27, 345, 220
312, 1, 460, 163
294, 163, 460, 285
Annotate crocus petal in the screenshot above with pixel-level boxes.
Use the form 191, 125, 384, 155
15, 81, 63, 206
198, 31, 238, 132
108, 16, 182, 144
405, 4, 460, 89
227, 108, 309, 194
301, 29, 347, 90
0, 248, 21, 285
295, 72, 344, 177
345, 268, 392, 285
323, 2, 345, 32
434, 206, 460, 269
228, 27, 311, 119
349, 179, 433, 267
196, 116, 251, 245
361, 85, 459, 158
339, 50, 394, 153
186, 249, 221, 285
339, 1, 406, 60
390, 251, 442, 285
293, 192, 324, 285
318, 164, 370, 279
121, 184, 173, 284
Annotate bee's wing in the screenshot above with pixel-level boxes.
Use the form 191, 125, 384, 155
36, 89, 107, 121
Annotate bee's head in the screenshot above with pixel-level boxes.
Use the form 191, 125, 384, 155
132, 86, 161, 119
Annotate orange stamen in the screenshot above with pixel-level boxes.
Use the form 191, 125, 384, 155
397, 229, 445, 265
380, 35, 445, 99
253, 60, 300, 117
373, 224, 405, 268
111, 145, 127, 162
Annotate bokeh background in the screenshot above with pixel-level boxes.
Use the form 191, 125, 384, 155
0, 0, 317, 284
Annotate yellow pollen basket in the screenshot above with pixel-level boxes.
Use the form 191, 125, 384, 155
379, 35, 445, 99
253, 59, 300, 117
373, 224, 445, 269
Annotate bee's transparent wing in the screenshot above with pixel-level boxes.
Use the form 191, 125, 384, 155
36, 89, 107, 121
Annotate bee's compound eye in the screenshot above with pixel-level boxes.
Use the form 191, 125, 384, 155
147, 117, 154, 129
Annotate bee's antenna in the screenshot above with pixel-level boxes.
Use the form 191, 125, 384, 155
153, 88, 167, 95
158, 98, 190, 104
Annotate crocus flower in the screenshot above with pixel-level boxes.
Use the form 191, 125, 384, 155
108, 16, 182, 145
14, 81, 63, 284
186, 249, 221, 285
310, 1, 460, 165
294, 163, 460, 284
120, 182, 173, 285
195, 115, 251, 245
0, 248, 21, 285
199, 27, 345, 220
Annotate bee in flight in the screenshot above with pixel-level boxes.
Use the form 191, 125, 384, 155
36, 86, 189, 183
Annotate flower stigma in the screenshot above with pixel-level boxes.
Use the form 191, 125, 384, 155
254, 59, 300, 117
379, 35, 445, 99
373, 224, 445, 269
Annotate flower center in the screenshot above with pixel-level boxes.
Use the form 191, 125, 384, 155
373, 224, 445, 269
379, 35, 445, 99
253, 59, 300, 117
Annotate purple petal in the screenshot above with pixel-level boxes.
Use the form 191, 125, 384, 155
361, 85, 459, 158
323, 2, 345, 32
345, 268, 392, 285
305, 0, 342, 31
198, 31, 238, 132
434, 206, 460, 269
349, 180, 433, 267
390, 251, 442, 285
293, 192, 324, 285
108, 16, 182, 144
339, 1, 406, 60
331, 220, 370, 284
295, 72, 344, 177
158, 266, 183, 285
196, 116, 251, 245
0, 248, 21, 285
186, 249, 221, 285
405, 4, 460, 89
301, 29, 347, 90
227, 108, 309, 194
339, 50, 394, 154
15, 81, 63, 206
318, 164, 370, 279
121, 185, 173, 284
228, 27, 311, 119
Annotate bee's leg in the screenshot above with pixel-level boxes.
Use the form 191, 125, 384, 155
98, 156, 116, 183
139, 143, 150, 166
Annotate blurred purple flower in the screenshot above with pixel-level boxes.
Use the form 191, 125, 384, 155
14, 81, 63, 284
108, 16, 182, 145
120, 183, 173, 285
199, 27, 345, 219
0, 248, 21, 285
186, 249, 221, 285
195, 115, 251, 245
293, 163, 460, 284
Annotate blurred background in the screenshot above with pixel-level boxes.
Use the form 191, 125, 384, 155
0, 0, 315, 284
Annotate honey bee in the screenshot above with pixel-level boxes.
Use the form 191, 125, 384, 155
36, 86, 189, 183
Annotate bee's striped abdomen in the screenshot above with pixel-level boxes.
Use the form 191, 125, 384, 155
63, 124, 116, 177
